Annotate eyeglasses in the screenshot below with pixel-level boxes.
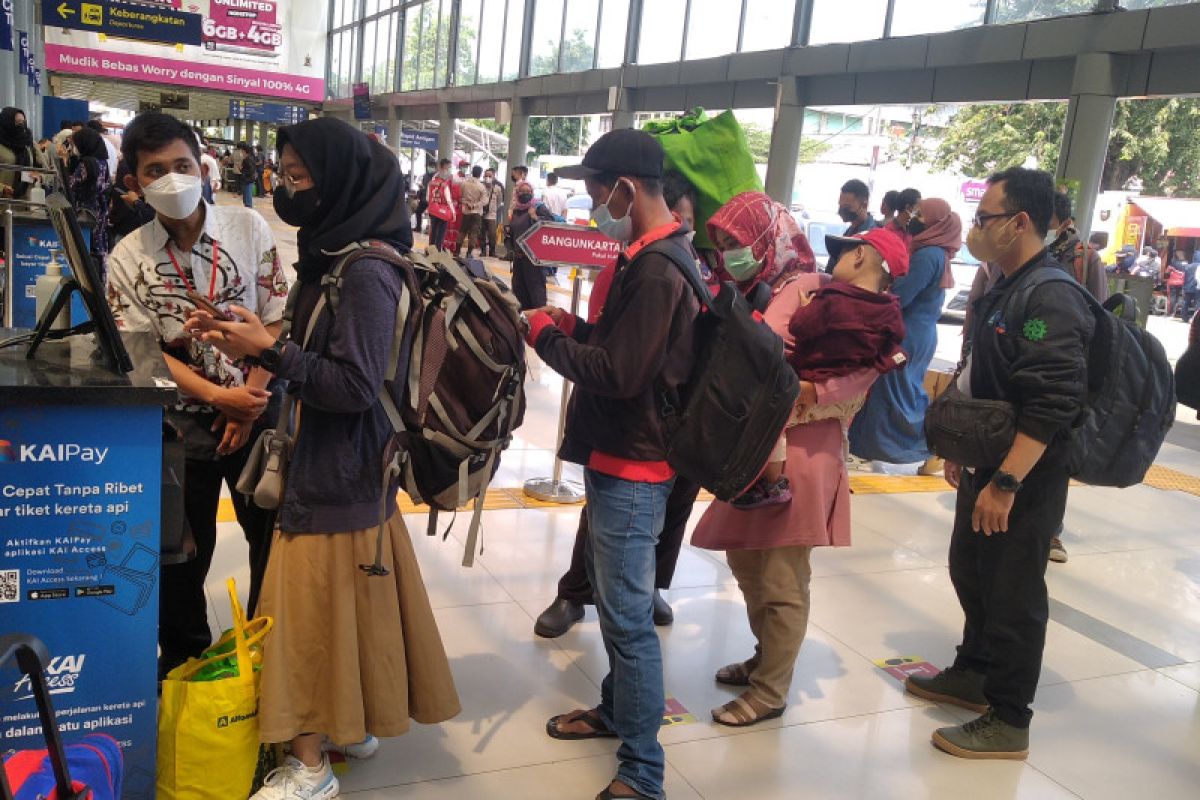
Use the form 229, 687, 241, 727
972, 210, 1019, 229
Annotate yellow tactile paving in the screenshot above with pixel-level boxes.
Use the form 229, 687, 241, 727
214, 466, 1200, 523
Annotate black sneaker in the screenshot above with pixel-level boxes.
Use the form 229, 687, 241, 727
534, 597, 585, 638
905, 666, 988, 714
652, 590, 673, 626
731, 477, 793, 511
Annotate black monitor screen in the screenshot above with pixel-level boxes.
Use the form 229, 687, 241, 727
44, 193, 133, 372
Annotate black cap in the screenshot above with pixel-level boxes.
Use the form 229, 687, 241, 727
556, 129, 664, 180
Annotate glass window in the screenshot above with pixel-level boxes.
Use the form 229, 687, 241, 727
530, 0, 563, 76
366, 12, 398, 93
596, 0, 629, 68
561, 0, 599, 72
685, 0, 739, 61
993, 0, 1096, 23
365, 0, 380, 17
808, 0, 886, 45
890, 0, 983, 36
402, 3, 423, 91
740, 0, 792, 52
457, 0, 482, 85
362, 18, 378, 89
477, 0, 505, 83
502, 0, 527, 80
432, 0, 452, 87
638, 0, 686, 65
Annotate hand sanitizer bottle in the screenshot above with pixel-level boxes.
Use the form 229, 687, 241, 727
35, 248, 71, 332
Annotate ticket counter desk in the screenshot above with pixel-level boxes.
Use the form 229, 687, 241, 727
0, 330, 177, 799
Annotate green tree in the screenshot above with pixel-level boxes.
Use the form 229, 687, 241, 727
930, 99, 1200, 197
398, 1, 476, 92
741, 122, 830, 166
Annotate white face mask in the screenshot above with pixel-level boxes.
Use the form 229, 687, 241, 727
142, 172, 203, 220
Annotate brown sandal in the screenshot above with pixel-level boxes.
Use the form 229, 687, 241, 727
711, 692, 785, 727
546, 707, 617, 740
714, 660, 753, 687
595, 781, 654, 799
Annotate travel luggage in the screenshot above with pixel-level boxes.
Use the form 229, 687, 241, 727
1, 634, 123, 800
646, 236, 800, 501
323, 244, 527, 567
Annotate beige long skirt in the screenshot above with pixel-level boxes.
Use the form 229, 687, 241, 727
257, 513, 461, 745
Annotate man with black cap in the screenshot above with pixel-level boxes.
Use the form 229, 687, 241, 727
530, 129, 700, 800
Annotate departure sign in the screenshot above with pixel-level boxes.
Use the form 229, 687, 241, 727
229, 98, 307, 125
41, 0, 203, 46
519, 222, 621, 271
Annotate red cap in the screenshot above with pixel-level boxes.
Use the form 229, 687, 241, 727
825, 227, 910, 279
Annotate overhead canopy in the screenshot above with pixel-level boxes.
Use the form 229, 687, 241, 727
1130, 197, 1200, 238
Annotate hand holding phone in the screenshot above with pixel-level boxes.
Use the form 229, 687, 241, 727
187, 290, 235, 322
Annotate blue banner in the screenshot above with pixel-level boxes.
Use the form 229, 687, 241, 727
32, 68, 40, 95
352, 82, 371, 121
17, 28, 27, 73
1, 0, 12, 52
0, 403, 163, 800
8, 218, 91, 329
41, 0, 202, 46
228, 98, 307, 125
400, 128, 440, 151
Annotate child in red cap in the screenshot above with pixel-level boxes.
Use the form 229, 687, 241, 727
733, 227, 911, 510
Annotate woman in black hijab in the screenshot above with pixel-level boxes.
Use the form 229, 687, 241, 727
185, 117, 458, 800
0, 106, 48, 200
67, 127, 113, 273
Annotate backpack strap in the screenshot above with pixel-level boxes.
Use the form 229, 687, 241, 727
641, 235, 714, 307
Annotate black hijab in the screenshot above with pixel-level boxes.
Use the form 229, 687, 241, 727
71, 127, 109, 185
276, 117, 412, 283
0, 107, 34, 165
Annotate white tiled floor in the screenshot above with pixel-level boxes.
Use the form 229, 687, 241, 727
201, 197, 1200, 797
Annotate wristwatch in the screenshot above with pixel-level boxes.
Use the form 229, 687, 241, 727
251, 339, 287, 373
991, 470, 1023, 493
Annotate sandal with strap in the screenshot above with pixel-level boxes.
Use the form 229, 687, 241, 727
711, 692, 786, 728
714, 660, 753, 687
595, 781, 655, 799
546, 707, 617, 740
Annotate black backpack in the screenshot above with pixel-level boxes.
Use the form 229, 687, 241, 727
646, 237, 800, 501
1007, 270, 1175, 488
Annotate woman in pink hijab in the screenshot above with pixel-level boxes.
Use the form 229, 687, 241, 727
848, 197, 963, 466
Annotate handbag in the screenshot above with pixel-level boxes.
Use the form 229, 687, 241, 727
236, 286, 326, 509
156, 580, 272, 800
924, 380, 1017, 469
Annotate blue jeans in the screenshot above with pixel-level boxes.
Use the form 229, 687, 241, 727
242, 182, 254, 208
583, 469, 673, 800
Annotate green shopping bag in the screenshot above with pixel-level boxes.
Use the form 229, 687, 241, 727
643, 108, 763, 250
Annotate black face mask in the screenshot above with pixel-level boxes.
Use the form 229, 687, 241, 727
907, 218, 928, 236
274, 187, 320, 228
838, 206, 858, 223
517, 193, 534, 204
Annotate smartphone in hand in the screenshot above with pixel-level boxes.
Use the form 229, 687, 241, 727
187, 290, 235, 322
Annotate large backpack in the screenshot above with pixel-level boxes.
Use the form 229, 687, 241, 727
323, 244, 527, 566
645, 237, 800, 501
1006, 270, 1175, 487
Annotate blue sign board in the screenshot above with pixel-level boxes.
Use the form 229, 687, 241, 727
9, 217, 91, 329
353, 82, 371, 121
0, 403, 163, 800
17, 28, 27, 73
228, 99, 307, 125
1, 0, 12, 52
400, 128, 440, 151
41, 0, 202, 46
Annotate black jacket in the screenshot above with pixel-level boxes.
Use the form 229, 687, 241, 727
534, 228, 700, 466
966, 251, 1094, 446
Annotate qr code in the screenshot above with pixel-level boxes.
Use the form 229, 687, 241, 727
0, 570, 17, 603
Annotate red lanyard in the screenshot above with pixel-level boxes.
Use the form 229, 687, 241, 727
165, 241, 220, 301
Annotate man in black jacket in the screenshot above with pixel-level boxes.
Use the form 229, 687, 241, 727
906, 167, 1093, 759
528, 129, 699, 800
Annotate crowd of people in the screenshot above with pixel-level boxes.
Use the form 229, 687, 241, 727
0, 103, 1151, 800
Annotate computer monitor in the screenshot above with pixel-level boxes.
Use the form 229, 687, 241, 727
26, 193, 133, 373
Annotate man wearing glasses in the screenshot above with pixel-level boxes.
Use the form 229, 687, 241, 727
905, 167, 1093, 760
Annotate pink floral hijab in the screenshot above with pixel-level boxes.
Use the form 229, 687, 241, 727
707, 191, 816, 287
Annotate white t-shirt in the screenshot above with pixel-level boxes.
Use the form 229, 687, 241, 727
201, 153, 222, 191
107, 202, 289, 410
543, 185, 569, 218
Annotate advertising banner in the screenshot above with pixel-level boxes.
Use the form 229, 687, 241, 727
353, 82, 371, 120
8, 219, 91, 329
44, 0, 326, 103
17, 28, 27, 72
0, 404, 163, 800
1, 0, 12, 52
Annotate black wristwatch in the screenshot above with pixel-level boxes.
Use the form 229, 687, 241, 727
991, 470, 1023, 493
251, 339, 286, 373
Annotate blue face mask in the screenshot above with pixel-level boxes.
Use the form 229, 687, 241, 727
592, 179, 635, 243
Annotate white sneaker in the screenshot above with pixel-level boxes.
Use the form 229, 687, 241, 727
251, 755, 339, 800
322, 734, 380, 759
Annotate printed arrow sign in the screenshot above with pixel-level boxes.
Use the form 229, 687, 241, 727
517, 222, 620, 271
